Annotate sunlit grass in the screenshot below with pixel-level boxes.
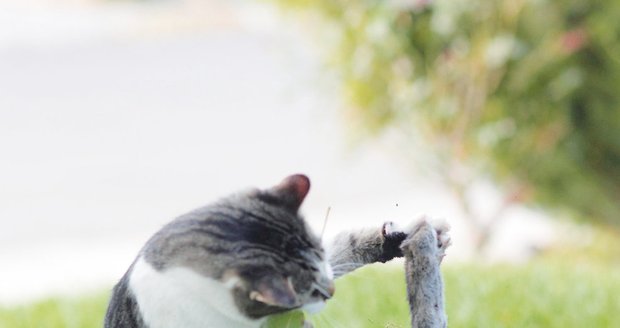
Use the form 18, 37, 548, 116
303, 260, 620, 328
0, 293, 108, 328
2, 258, 618, 328
3, 229, 619, 328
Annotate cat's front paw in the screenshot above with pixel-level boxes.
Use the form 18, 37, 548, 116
378, 221, 408, 262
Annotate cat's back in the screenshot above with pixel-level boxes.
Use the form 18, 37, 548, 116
104, 201, 262, 328
104, 263, 145, 328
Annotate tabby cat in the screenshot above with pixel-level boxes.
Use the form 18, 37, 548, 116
105, 174, 415, 328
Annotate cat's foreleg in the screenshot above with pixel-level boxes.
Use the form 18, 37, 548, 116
401, 220, 450, 328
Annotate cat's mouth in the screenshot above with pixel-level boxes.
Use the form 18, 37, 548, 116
310, 283, 335, 300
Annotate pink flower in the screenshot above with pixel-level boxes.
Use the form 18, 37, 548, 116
561, 28, 588, 54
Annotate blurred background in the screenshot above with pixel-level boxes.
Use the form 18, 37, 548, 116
0, 0, 618, 327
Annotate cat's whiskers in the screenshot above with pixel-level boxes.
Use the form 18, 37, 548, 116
330, 262, 363, 269
329, 262, 364, 277
331, 270, 350, 278
319, 206, 331, 243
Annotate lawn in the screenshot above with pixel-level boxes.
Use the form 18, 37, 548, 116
304, 261, 620, 328
2, 259, 619, 328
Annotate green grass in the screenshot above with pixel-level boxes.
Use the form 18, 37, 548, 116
0, 292, 108, 328
2, 260, 619, 328
302, 261, 620, 328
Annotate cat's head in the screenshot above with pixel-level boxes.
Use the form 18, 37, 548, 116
222, 174, 335, 318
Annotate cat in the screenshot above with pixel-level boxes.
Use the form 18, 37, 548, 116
401, 219, 451, 328
104, 174, 412, 328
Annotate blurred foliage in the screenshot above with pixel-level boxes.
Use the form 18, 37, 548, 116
273, 0, 620, 227
544, 222, 620, 266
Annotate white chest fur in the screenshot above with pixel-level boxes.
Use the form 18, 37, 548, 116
129, 257, 264, 328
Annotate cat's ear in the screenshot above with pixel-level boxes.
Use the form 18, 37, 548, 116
249, 275, 298, 308
271, 174, 310, 211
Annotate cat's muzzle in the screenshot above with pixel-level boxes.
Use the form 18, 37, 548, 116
312, 281, 335, 300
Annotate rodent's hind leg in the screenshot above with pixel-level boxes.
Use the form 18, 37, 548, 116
407, 217, 452, 262
401, 219, 449, 328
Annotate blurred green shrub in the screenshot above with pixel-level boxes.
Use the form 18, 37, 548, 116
274, 0, 620, 230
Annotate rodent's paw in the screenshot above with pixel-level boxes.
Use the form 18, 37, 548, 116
382, 221, 398, 236
382, 221, 408, 243
379, 221, 407, 262
430, 219, 451, 263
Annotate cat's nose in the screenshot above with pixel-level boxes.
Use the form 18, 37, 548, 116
326, 282, 335, 298
322, 281, 335, 299
314, 281, 335, 300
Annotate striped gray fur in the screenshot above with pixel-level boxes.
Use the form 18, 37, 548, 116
143, 194, 323, 282
401, 220, 450, 328
104, 175, 410, 328
105, 263, 145, 328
